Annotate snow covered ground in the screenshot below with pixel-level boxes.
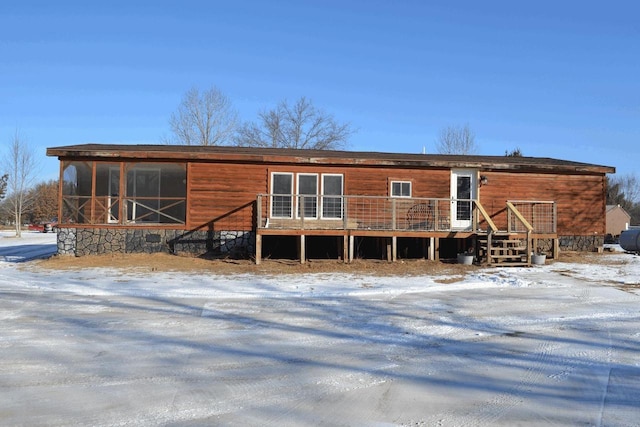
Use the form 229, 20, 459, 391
1, 231, 640, 426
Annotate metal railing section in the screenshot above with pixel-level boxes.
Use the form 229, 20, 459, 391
507, 200, 556, 233
257, 194, 490, 232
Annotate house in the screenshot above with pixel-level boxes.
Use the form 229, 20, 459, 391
606, 205, 631, 238
46, 144, 615, 266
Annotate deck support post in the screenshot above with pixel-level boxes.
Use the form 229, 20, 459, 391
392, 236, 397, 261
428, 237, 435, 260
434, 237, 440, 261
349, 235, 354, 263
342, 235, 348, 262
299, 234, 306, 264
255, 233, 262, 265
487, 232, 493, 266
386, 239, 392, 262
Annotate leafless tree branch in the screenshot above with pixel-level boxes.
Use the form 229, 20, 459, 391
166, 86, 238, 146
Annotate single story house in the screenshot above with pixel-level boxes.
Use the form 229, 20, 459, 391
46, 144, 615, 266
606, 204, 631, 238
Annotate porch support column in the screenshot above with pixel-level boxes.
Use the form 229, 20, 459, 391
434, 237, 440, 261
255, 233, 262, 265
299, 234, 306, 264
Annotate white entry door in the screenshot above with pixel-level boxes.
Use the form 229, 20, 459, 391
450, 169, 477, 230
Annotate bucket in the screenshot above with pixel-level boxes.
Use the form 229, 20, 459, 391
619, 229, 640, 252
457, 254, 474, 265
531, 254, 546, 265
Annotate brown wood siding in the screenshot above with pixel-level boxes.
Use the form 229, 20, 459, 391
479, 171, 606, 235
186, 161, 606, 236
188, 163, 267, 230
346, 167, 451, 198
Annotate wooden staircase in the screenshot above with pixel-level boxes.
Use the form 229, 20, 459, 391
478, 232, 531, 267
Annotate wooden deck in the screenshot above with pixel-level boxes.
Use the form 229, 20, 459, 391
255, 195, 558, 266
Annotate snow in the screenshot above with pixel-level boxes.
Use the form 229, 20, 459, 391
1, 231, 640, 426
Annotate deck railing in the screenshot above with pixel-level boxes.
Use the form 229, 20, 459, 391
507, 200, 556, 233
257, 194, 495, 232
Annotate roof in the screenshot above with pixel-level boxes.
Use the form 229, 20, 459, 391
606, 205, 631, 216
46, 144, 616, 174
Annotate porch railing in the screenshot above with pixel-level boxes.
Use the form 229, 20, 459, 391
61, 195, 186, 225
257, 194, 495, 232
507, 200, 556, 233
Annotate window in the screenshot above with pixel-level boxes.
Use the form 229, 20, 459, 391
391, 181, 411, 198
297, 174, 318, 219
271, 173, 293, 218
322, 174, 343, 219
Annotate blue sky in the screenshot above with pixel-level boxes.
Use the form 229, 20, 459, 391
1, 1, 638, 182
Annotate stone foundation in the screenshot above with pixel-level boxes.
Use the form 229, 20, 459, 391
558, 235, 604, 252
534, 235, 604, 254
57, 227, 255, 258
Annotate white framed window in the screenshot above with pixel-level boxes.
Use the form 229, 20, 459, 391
391, 181, 412, 198
271, 172, 294, 218
297, 173, 318, 219
321, 174, 343, 219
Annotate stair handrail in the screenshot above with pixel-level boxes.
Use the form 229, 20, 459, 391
506, 201, 534, 232
474, 200, 498, 233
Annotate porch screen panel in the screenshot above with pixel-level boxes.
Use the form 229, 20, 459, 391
62, 161, 92, 224
322, 174, 343, 219
456, 176, 472, 221
125, 163, 186, 224
95, 163, 120, 224
271, 173, 293, 218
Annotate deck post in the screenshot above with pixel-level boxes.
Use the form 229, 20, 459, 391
552, 237, 559, 260
428, 237, 435, 260
349, 235, 354, 263
434, 237, 440, 261
392, 236, 397, 261
386, 239, 392, 262
299, 234, 306, 264
487, 231, 493, 266
255, 233, 262, 265
343, 234, 348, 262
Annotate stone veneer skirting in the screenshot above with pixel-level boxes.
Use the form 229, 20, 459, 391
533, 235, 604, 254
57, 228, 604, 259
57, 227, 255, 258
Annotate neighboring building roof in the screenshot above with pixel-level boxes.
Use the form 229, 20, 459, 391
606, 205, 631, 217
46, 144, 616, 174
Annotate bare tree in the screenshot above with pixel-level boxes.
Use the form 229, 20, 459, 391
436, 124, 478, 155
505, 147, 523, 157
0, 174, 7, 200
166, 86, 238, 146
2, 130, 38, 237
235, 97, 354, 150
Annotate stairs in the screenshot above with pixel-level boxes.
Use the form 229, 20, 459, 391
478, 232, 531, 267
